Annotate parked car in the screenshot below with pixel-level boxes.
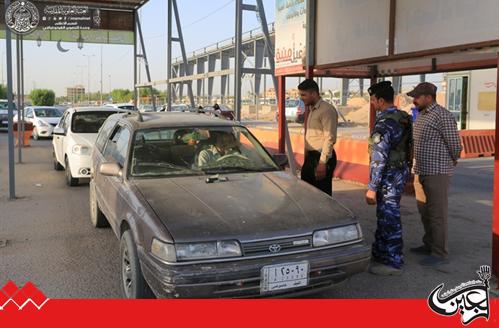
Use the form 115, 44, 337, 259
52, 107, 124, 186
138, 104, 156, 113
0, 100, 17, 129
14, 106, 63, 140
202, 104, 235, 121
158, 103, 192, 113
89, 111, 370, 299
274, 99, 306, 123
105, 103, 136, 111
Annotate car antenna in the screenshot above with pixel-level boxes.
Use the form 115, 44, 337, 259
136, 111, 144, 122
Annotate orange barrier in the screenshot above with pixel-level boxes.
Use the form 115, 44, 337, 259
249, 127, 371, 185
460, 129, 495, 158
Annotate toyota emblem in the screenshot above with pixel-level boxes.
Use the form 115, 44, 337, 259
268, 244, 281, 253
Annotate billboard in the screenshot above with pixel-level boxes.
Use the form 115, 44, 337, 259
275, 0, 307, 76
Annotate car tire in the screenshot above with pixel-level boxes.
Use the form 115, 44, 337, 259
53, 152, 64, 171
32, 128, 39, 140
65, 157, 79, 187
89, 181, 109, 228
120, 230, 155, 299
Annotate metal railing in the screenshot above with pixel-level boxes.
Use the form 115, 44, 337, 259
173, 22, 275, 64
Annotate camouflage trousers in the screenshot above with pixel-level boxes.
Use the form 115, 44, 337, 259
372, 167, 410, 269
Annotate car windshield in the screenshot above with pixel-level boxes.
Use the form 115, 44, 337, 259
0, 102, 17, 110
286, 100, 299, 107
130, 126, 280, 178
72, 111, 118, 133
34, 108, 61, 118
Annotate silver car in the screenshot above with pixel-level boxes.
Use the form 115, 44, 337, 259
90, 112, 370, 298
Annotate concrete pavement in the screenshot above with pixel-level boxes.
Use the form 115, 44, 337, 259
0, 133, 495, 298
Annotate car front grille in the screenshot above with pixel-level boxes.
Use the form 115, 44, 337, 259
242, 236, 313, 257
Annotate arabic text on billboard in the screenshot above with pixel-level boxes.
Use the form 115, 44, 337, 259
275, 0, 307, 76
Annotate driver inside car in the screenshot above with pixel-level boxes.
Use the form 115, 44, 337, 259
197, 132, 240, 167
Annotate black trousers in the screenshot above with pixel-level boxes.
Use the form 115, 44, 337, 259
301, 150, 337, 196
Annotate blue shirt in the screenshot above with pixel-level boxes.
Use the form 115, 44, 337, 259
368, 108, 406, 191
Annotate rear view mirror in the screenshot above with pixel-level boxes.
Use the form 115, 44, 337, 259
273, 153, 288, 168
53, 127, 65, 136
99, 162, 123, 178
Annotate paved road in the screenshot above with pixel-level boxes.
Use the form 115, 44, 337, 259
0, 133, 495, 298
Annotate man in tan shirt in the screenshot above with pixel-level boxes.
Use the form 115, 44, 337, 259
298, 79, 338, 196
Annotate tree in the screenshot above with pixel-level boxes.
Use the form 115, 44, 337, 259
0, 84, 6, 99
30, 89, 55, 106
110, 89, 133, 103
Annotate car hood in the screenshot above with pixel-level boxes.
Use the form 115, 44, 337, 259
133, 171, 355, 243
71, 133, 98, 148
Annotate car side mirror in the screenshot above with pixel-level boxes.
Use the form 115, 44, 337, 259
53, 127, 65, 136
99, 162, 123, 178
273, 153, 288, 168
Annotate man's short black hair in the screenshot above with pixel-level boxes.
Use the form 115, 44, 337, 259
298, 79, 320, 93
368, 81, 394, 103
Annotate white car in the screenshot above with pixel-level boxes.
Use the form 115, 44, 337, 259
0, 100, 17, 130
14, 106, 63, 140
105, 103, 136, 111
52, 107, 123, 186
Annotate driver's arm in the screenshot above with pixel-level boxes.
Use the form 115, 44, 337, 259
197, 149, 212, 167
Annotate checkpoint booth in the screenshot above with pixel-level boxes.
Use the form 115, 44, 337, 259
273, 0, 499, 282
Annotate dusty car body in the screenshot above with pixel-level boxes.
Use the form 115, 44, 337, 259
90, 112, 370, 298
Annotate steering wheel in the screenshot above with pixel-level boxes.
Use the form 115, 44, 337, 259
216, 153, 249, 162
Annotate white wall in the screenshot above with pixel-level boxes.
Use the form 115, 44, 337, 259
467, 69, 497, 130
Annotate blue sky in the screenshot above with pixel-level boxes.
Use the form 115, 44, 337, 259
1, 0, 275, 96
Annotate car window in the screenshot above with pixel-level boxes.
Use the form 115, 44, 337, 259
103, 126, 131, 167
26, 108, 34, 118
95, 119, 117, 153
61, 111, 71, 131
34, 108, 61, 118
130, 126, 279, 178
71, 111, 118, 134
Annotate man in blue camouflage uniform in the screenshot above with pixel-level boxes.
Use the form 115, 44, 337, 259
365, 81, 412, 276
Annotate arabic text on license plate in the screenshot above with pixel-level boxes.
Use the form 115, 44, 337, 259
260, 261, 309, 294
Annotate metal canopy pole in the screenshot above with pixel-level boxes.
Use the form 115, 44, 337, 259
133, 11, 138, 109
20, 35, 25, 147
492, 53, 499, 284
16, 35, 22, 163
4, 0, 15, 200
167, 0, 173, 110
234, 0, 243, 121
171, 0, 195, 108
136, 12, 156, 110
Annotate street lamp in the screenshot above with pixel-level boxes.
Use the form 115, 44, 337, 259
77, 30, 84, 50
83, 54, 95, 104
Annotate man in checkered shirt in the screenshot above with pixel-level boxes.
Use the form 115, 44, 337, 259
408, 82, 462, 267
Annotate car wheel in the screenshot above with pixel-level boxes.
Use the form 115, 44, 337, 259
32, 128, 39, 140
53, 151, 64, 171
120, 230, 155, 299
65, 157, 79, 187
89, 181, 109, 228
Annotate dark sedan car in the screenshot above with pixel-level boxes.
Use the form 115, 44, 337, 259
90, 112, 370, 298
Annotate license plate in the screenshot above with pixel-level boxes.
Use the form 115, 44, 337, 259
260, 261, 309, 294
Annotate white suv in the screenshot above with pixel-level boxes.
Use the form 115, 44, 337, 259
52, 107, 123, 186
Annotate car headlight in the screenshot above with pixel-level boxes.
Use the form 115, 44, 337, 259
151, 238, 177, 262
72, 144, 90, 155
176, 241, 242, 261
37, 119, 49, 127
313, 224, 362, 247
